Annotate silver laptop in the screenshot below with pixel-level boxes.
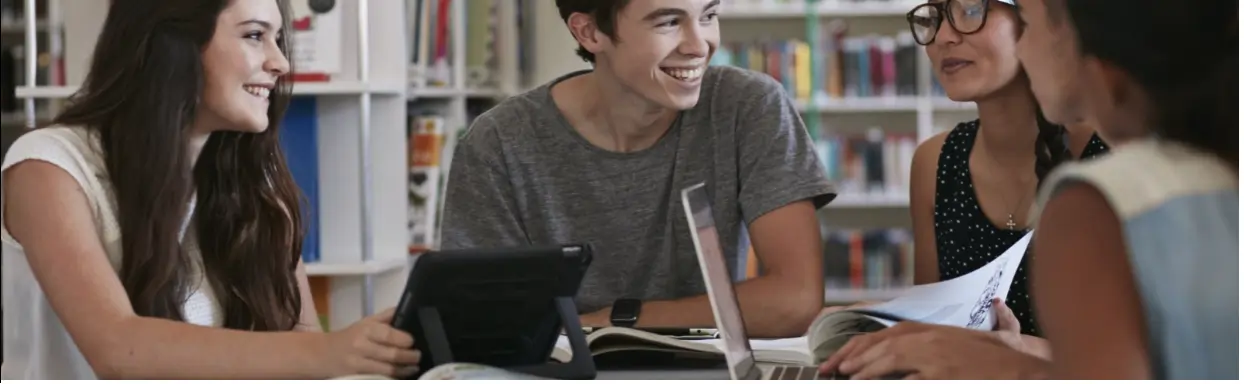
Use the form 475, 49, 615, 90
680, 182, 822, 380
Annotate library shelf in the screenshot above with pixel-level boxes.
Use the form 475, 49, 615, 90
408, 86, 509, 100
305, 257, 408, 277
830, 193, 911, 208
798, 97, 921, 113
15, 82, 405, 100
721, 0, 918, 19
824, 287, 909, 304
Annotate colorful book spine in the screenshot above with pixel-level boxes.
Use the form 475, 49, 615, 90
407, 114, 444, 253
817, 131, 917, 196
823, 228, 914, 290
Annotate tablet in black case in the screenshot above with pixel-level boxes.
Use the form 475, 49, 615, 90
391, 244, 597, 379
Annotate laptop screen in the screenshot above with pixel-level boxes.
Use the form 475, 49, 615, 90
680, 183, 759, 380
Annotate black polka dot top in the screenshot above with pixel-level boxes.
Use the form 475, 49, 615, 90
934, 120, 1110, 336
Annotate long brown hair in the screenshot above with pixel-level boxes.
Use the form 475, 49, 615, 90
50, 0, 305, 331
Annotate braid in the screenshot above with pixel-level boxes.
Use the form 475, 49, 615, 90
1033, 109, 1072, 187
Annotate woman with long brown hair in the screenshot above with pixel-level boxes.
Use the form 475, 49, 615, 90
1, 0, 419, 379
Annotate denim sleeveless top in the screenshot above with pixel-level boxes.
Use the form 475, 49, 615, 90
1036, 138, 1238, 379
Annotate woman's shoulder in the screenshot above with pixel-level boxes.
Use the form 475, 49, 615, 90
2, 124, 112, 213
2, 125, 104, 173
1036, 138, 1236, 221
933, 120, 981, 156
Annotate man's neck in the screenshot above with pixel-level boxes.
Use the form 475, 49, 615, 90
553, 71, 679, 153
975, 80, 1040, 167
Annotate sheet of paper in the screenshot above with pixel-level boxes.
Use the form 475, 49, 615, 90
859, 232, 1033, 331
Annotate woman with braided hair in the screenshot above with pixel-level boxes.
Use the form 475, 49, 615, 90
903, 0, 1107, 354
814, 0, 1106, 378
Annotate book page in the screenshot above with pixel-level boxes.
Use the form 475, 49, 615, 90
853, 232, 1032, 330
805, 232, 1032, 360
550, 332, 812, 365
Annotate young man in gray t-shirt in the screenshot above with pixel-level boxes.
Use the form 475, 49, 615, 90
439, 0, 837, 338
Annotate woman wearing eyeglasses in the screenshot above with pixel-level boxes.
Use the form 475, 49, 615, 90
902, 0, 1109, 348
911, 0, 1110, 343
815, 0, 1109, 378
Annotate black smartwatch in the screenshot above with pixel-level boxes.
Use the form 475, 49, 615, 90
610, 298, 642, 327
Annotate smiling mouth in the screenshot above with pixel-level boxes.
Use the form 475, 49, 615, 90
941, 59, 973, 74
243, 84, 272, 100
661, 66, 705, 82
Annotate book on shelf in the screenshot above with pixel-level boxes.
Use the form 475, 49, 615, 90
542, 232, 1028, 368
309, 276, 332, 331
407, 114, 444, 253
288, 0, 342, 82
408, 0, 507, 90
823, 228, 914, 291
818, 128, 916, 197
278, 97, 321, 263
714, 24, 920, 105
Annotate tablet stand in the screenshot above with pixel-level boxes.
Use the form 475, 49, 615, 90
419, 297, 596, 380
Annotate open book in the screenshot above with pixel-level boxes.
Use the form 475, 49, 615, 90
549, 327, 812, 365
549, 232, 1032, 366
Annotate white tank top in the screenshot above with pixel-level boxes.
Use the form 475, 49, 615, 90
1, 126, 222, 379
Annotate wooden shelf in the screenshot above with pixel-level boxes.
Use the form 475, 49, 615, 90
305, 257, 408, 277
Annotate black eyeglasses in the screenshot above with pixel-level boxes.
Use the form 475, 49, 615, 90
906, 0, 995, 46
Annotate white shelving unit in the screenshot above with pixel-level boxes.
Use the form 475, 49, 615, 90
715, 0, 981, 293
719, 0, 982, 212
721, 0, 922, 18
404, 0, 524, 251
12, 0, 413, 330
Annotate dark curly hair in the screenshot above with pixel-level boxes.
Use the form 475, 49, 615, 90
1065, 0, 1236, 168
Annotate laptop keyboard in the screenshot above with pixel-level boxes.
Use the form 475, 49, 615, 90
769, 365, 823, 380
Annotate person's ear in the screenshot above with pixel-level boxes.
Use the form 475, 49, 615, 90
1083, 57, 1133, 109
567, 13, 611, 57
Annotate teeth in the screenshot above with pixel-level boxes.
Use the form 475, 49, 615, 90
243, 85, 271, 99
663, 67, 703, 81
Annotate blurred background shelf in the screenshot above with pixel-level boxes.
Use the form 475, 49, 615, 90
306, 258, 408, 277
799, 97, 920, 113
408, 86, 510, 100
831, 193, 910, 208
824, 286, 909, 304
15, 82, 406, 99
721, 0, 920, 18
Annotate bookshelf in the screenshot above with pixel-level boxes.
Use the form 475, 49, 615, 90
402, 0, 524, 253
715, 0, 983, 298
9, 0, 413, 331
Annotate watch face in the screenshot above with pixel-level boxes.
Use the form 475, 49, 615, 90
612, 299, 641, 323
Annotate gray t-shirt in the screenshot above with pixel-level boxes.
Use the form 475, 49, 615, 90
440, 66, 836, 313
